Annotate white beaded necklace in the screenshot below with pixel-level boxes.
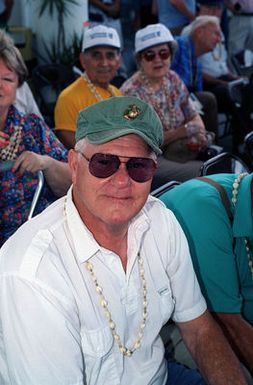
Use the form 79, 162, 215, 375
0, 125, 22, 161
231, 173, 253, 280
63, 198, 148, 356
82, 72, 116, 102
85, 253, 148, 357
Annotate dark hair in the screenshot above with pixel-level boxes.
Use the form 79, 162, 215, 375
0, 30, 28, 86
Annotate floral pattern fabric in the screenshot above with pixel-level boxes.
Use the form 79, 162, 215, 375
0, 105, 68, 246
120, 69, 197, 133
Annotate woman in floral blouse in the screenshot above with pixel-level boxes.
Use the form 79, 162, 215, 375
0, 30, 71, 246
121, 23, 208, 189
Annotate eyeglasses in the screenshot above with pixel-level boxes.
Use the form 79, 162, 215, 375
78, 152, 157, 183
142, 49, 171, 62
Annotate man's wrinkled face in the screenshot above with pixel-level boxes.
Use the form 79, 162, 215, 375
80, 46, 121, 88
68, 135, 155, 232
200, 22, 221, 53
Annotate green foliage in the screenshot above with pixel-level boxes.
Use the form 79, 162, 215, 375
30, 0, 82, 64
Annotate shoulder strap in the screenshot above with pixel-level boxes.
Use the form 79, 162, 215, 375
195, 177, 233, 223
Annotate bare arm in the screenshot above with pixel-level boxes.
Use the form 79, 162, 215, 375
163, 114, 206, 147
177, 310, 247, 385
89, 0, 120, 18
213, 312, 253, 376
170, 0, 195, 22
13, 152, 72, 197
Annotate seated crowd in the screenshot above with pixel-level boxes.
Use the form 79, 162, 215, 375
0, 4, 253, 384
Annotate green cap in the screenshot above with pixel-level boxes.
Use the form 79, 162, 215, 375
75, 96, 164, 154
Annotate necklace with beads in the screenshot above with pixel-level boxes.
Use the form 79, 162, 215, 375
231, 173, 253, 280
140, 70, 177, 130
211, 41, 222, 61
85, 253, 148, 357
63, 197, 148, 357
82, 71, 116, 102
0, 124, 22, 161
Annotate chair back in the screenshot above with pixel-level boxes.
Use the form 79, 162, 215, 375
151, 180, 181, 198
199, 152, 250, 176
28, 171, 44, 220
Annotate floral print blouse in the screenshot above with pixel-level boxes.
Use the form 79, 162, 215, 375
120, 69, 197, 132
0, 105, 68, 246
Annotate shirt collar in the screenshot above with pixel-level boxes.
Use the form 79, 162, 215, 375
65, 187, 152, 264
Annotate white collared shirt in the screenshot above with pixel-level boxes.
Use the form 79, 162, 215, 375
0, 188, 206, 385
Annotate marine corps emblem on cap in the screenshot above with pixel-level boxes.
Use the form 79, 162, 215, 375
123, 104, 141, 120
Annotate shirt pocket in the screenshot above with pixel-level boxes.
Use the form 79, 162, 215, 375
158, 286, 175, 325
81, 324, 113, 357
81, 325, 119, 384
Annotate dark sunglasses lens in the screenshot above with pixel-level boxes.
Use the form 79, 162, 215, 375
143, 51, 156, 62
127, 158, 156, 183
159, 50, 170, 60
89, 153, 119, 178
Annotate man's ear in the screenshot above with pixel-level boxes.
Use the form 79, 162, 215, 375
79, 52, 86, 70
68, 149, 78, 184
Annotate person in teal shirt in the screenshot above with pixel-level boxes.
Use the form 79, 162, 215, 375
160, 173, 253, 377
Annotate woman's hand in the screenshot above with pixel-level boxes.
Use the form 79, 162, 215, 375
0, 131, 10, 148
186, 115, 207, 151
12, 151, 48, 175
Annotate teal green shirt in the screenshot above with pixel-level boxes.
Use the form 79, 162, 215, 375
160, 173, 253, 324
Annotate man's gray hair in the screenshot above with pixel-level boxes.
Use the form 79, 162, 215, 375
0, 30, 28, 86
181, 15, 220, 36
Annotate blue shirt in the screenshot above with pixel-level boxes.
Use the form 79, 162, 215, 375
156, 0, 196, 30
171, 35, 203, 92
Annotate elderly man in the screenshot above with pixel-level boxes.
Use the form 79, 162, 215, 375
54, 24, 122, 149
225, 0, 253, 57
171, 15, 220, 139
0, 96, 247, 385
160, 173, 253, 380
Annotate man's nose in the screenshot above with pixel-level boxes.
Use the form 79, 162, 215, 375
111, 164, 131, 186
99, 54, 110, 65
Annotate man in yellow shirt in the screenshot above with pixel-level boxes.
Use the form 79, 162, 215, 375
54, 25, 122, 149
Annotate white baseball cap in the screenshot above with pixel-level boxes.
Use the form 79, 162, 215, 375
135, 23, 177, 54
82, 25, 121, 52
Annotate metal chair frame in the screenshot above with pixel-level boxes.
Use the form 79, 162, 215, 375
151, 180, 181, 198
199, 152, 250, 176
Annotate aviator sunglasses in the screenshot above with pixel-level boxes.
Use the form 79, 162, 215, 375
142, 49, 171, 62
78, 152, 157, 183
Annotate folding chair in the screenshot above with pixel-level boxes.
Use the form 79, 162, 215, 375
151, 180, 181, 198
28, 170, 44, 220
231, 50, 253, 78
199, 152, 250, 176
0, 160, 45, 220
243, 131, 253, 170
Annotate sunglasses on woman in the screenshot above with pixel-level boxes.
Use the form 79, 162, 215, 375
78, 152, 157, 183
142, 49, 171, 62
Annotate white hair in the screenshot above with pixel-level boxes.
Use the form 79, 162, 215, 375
74, 138, 89, 162
74, 136, 157, 160
181, 15, 220, 36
